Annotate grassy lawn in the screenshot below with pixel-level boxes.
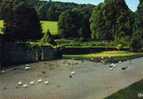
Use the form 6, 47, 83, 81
63, 51, 143, 59
0, 20, 3, 33
0, 20, 58, 36
105, 79, 143, 99
41, 21, 58, 36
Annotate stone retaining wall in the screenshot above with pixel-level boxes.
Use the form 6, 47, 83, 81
0, 42, 62, 68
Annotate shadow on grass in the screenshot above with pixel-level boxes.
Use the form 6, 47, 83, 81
105, 79, 143, 99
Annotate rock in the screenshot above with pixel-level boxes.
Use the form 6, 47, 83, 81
121, 67, 128, 70
69, 75, 73, 78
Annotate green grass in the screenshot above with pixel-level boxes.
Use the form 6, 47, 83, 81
0, 20, 3, 33
105, 80, 143, 99
64, 51, 143, 59
0, 20, 58, 36
41, 21, 58, 36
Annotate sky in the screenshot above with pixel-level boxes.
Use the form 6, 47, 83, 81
51, 0, 139, 11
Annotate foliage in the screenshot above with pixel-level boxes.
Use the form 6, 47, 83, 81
136, 0, 143, 39
58, 9, 82, 38
75, 6, 94, 40
130, 32, 143, 51
90, 3, 105, 40
4, 4, 42, 41
58, 5, 94, 39
90, 0, 134, 41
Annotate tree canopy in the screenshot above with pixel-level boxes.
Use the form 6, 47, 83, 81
58, 5, 94, 40
90, 0, 134, 41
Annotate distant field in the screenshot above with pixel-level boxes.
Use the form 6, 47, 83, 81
41, 21, 58, 35
0, 20, 3, 33
0, 20, 58, 35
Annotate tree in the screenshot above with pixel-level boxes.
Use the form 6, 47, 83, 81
4, 4, 42, 41
90, 3, 106, 40
76, 5, 94, 40
58, 5, 94, 40
136, 0, 143, 39
46, 4, 58, 21
90, 0, 134, 41
58, 9, 81, 38
130, 31, 142, 51
114, 0, 134, 41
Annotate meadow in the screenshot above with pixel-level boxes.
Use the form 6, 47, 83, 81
0, 20, 58, 35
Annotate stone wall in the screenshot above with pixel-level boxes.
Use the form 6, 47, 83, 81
0, 42, 62, 68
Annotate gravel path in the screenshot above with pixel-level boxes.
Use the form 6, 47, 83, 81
0, 58, 143, 99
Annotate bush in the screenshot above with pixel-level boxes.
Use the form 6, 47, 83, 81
130, 32, 143, 52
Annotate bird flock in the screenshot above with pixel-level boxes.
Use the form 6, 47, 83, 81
0, 59, 130, 89
108, 61, 128, 71
16, 64, 50, 88
17, 78, 49, 88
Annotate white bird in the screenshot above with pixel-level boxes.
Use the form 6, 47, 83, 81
25, 64, 31, 67
69, 71, 76, 78
23, 84, 28, 88
24, 66, 31, 70
18, 81, 23, 86
29, 81, 35, 85
113, 64, 116, 68
1, 70, 5, 73
71, 71, 75, 75
109, 67, 114, 71
110, 63, 116, 68
118, 61, 122, 64
37, 79, 42, 83
44, 81, 49, 85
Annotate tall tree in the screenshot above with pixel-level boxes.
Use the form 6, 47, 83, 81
90, 0, 134, 41
4, 4, 42, 41
77, 5, 94, 40
58, 9, 81, 38
58, 5, 94, 39
90, 3, 107, 40
136, 0, 143, 38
